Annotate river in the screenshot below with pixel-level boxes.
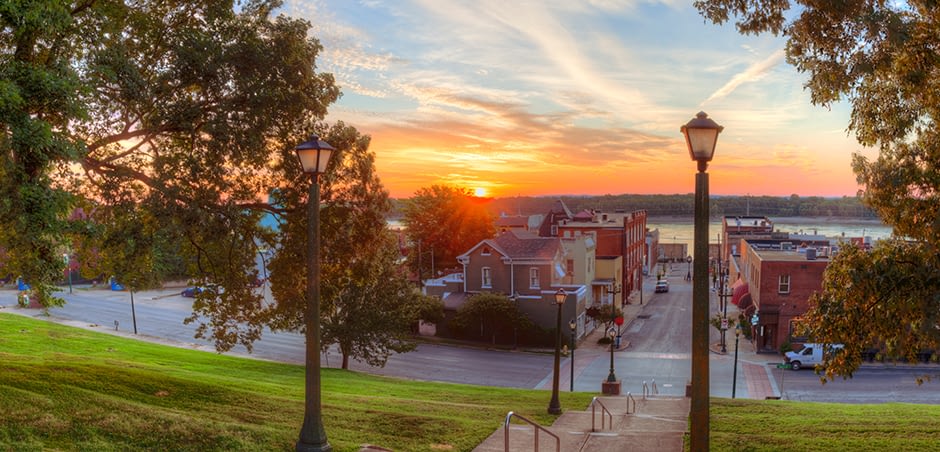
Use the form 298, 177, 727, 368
649, 217, 892, 251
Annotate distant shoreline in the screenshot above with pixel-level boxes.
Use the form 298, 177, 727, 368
647, 215, 886, 226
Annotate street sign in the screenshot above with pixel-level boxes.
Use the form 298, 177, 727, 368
776, 363, 792, 369
720, 318, 728, 330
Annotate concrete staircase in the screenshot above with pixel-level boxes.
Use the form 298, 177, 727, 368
473, 396, 689, 452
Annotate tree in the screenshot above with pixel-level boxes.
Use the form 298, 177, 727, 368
321, 230, 443, 369
802, 240, 939, 381
79, 199, 171, 334
259, 122, 443, 366
402, 185, 495, 282
1, 0, 338, 312
585, 304, 624, 341
695, 0, 940, 378
450, 293, 532, 345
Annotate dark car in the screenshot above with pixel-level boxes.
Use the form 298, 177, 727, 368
181, 287, 204, 298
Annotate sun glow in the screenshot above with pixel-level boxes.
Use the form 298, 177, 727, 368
473, 187, 488, 197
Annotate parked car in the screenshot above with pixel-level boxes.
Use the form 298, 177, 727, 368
655, 280, 669, 293
785, 343, 844, 370
181, 287, 204, 298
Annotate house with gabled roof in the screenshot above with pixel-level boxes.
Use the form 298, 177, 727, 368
441, 230, 591, 340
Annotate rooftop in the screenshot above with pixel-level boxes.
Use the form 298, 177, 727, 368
752, 248, 831, 262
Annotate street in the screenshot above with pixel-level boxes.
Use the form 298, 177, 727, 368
2, 275, 938, 403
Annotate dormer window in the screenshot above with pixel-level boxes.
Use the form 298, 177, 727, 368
482, 246, 491, 256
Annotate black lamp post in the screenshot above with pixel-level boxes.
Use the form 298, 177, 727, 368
681, 111, 723, 451
605, 326, 617, 382
548, 288, 567, 415
64, 253, 73, 294
733, 324, 742, 399
295, 135, 335, 452
568, 318, 577, 392
686, 255, 692, 281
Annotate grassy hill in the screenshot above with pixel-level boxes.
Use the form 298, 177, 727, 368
0, 313, 592, 451
2, 312, 939, 451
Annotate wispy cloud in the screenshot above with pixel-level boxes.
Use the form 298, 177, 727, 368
703, 49, 786, 104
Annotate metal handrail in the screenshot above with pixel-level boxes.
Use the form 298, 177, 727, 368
642, 380, 649, 399
589, 397, 613, 432
504, 411, 560, 452
651, 379, 659, 395
625, 392, 636, 414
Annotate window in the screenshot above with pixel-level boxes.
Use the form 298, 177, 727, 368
566, 259, 574, 276
550, 225, 558, 236
482, 267, 492, 288
529, 267, 540, 288
481, 246, 491, 256
778, 274, 790, 294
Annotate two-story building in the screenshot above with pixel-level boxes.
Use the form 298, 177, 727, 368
447, 230, 591, 340
732, 239, 832, 352
537, 200, 647, 308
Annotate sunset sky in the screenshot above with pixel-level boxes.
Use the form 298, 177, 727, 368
283, 1, 875, 199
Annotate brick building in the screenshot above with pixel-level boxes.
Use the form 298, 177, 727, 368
537, 199, 647, 307
733, 240, 831, 352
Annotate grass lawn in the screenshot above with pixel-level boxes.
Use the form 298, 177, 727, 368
3, 312, 940, 451
710, 398, 940, 451
0, 312, 593, 451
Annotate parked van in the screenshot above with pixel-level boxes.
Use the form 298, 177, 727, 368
784, 343, 844, 370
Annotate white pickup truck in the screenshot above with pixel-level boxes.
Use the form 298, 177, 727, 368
784, 343, 844, 370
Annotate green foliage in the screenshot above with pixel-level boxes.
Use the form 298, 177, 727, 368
1, 0, 340, 319
709, 313, 736, 334
450, 293, 533, 345
0, 313, 593, 452
738, 314, 753, 340
802, 240, 940, 380
585, 303, 624, 334
402, 185, 496, 280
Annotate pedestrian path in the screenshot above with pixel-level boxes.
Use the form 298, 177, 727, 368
473, 395, 689, 452
743, 362, 777, 399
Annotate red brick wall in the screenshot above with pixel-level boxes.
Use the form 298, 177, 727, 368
756, 260, 827, 349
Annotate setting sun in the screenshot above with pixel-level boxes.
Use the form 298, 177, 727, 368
473, 187, 487, 197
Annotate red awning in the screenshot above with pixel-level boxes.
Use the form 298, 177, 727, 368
731, 281, 749, 307
738, 293, 753, 310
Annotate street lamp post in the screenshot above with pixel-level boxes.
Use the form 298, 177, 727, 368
295, 135, 335, 452
569, 318, 577, 392
606, 327, 617, 382
682, 111, 723, 451
63, 253, 72, 294
686, 255, 692, 281
733, 325, 742, 399
548, 288, 567, 415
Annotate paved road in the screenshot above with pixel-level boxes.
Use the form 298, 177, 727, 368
0, 286, 556, 389
3, 279, 938, 401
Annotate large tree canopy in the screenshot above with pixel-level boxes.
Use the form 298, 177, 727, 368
1, 0, 337, 310
0, 1, 444, 357
695, 0, 940, 376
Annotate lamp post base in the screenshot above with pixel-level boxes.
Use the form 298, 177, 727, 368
601, 380, 622, 395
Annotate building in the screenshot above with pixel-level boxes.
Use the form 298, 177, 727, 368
431, 230, 592, 340
537, 199, 647, 307
644, 227, 660, 275
721, 215, 775, 262
732, 239, 833, 353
